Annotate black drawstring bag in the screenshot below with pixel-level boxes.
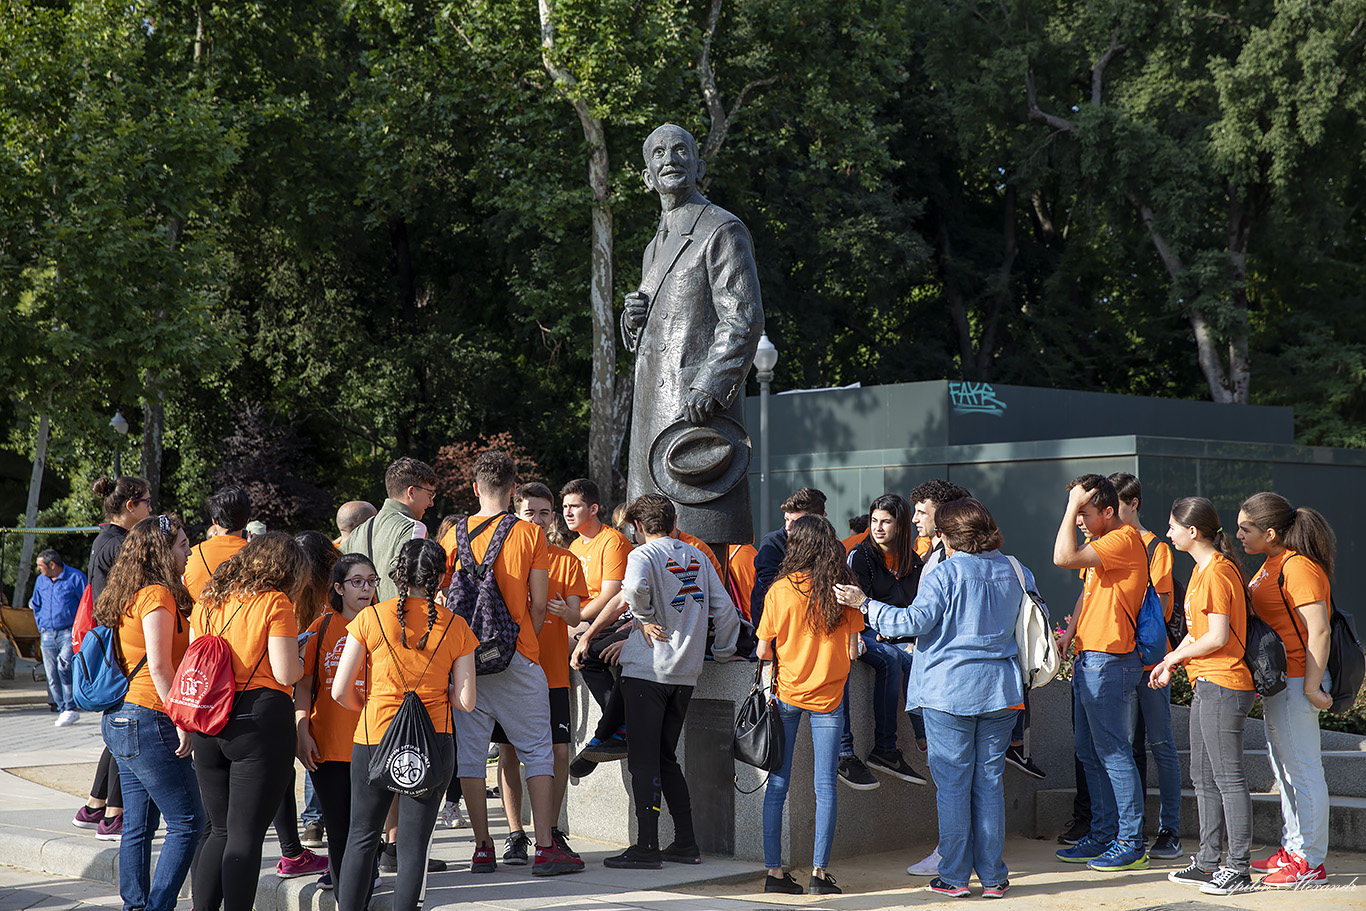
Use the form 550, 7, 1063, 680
732, 661, 783, 773
365, 611, 452, 799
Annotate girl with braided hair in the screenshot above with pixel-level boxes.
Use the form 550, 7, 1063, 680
332, 538, 477, 911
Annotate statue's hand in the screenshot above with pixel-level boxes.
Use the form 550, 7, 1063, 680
623, 291, 649, 331
680, 388, 719, 424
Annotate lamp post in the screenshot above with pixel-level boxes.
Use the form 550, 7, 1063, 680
753, 333, 778, 536
110, 411, 128, 476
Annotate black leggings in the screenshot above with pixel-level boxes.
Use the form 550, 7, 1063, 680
191, 689, 296, 911
312, 761, 367, 894
339, 738, 453, 911
272, 767, 302, 859
620, 676, 694, 850
92, 747, 124, 808
579, 622, 632, 710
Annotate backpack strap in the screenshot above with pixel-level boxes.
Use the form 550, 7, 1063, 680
373, 603, 455, 693
1275, 556, 1311, 654
455, 513, 514, 582
1005, 555, 1031, 593
309, 611, 335, 713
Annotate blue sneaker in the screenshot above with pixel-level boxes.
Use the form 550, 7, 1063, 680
1056, 835, 1108, 863
1087, 840, 1149, 871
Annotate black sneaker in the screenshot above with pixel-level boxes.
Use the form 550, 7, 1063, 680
837, 756, 880, 790
603, 844, 662, 869
300, 821, 324, 848
1057, 816, 1089, 845
1004, 746, 1046, 779
377, 841, 398, 874
503, 830, 531, 865
765, 872, 803, 894
580, 735, 628, 762
426, 856, 447, 872
808, 873, 841, 895
1149, 827, 1182, 859
1201, 867, 1253, 895
660, 841, 701, 865
569, 753, 598, 780
1167, 859, 1215, 886
866, 749, 928, 785
551, 827, 581, 859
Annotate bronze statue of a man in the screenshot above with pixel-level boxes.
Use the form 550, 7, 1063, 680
622, 123, 764, 545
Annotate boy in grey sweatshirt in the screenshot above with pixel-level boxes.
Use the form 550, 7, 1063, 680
604, 494, 740, 870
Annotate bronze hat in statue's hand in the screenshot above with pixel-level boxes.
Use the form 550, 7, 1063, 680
648, 415, 752, 506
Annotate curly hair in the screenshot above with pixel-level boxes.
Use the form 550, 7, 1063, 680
777, 515, 852, 636
199, 532, 310, 617
293, 531, 342, 631
391, 538, 446, 649
94, 515, 193, 626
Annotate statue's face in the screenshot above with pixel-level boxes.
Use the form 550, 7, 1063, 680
642, 126, 703, 195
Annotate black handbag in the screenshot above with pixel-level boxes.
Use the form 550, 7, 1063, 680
364, 612, 452, 799
732, 661, 783, 776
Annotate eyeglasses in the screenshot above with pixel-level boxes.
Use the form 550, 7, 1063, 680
131, 497, 152, 506
413, 485, 436, 496
344, 576, 380, 589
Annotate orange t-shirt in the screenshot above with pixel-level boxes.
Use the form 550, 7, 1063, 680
1075, 524, 1149, 654
1248, 549, 1331, 678
190, 591, 298, 693
842, 529, 868, 553
117, 585, 190, 713
540, 545, 590, 690
1183, 554, 1253, 691
302, 610, 366, 762
675, 529, 723, 579
349, 599, 478, 744
568, 524, 632, 600
756, 573, 864, 713
727, 544, 758, 620
183, 535, 247, 600
442, 515, 550, 664
914, 536, 932, 558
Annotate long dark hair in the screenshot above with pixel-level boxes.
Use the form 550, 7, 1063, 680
95, 514, 193, 625
329, 553, 378, 614
293, 531, 342, 631
391, 538, 446, 649
1240, 491, 1336, 580
867, 493, 914, 578
777, 515, 851, 636
92, 476, 150, 522
1171, 497, 1245, 582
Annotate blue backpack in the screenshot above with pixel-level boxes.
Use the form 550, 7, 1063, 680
73, 625, 146, 713
1131, 541, 1168, 666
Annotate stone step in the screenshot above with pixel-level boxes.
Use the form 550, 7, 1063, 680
1035, 786, 1366, 853
1138, 749, 1366, 799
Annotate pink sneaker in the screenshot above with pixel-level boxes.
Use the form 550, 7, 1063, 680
72, 806, 103, 830
95, 814, 123, 841
276, 848, 328, 878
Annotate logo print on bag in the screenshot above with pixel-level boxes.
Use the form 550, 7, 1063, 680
179, 669, 209, 701
387, 747, 428, 789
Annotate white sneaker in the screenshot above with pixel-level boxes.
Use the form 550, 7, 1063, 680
55, 710, 79, 727
907, 845, 941, 876
437, 800, 467, 829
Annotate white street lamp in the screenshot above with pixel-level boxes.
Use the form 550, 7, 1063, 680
110, 411, 128, 475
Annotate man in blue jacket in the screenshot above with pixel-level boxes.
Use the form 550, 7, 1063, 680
30, 549, 87, 726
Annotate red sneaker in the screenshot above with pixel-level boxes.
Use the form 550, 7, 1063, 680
532, 842, 585, 876
471, 841, 497, 873
276, 848, 328, 878
1261, 854, 1326, 888
1251, 846, 1293, 873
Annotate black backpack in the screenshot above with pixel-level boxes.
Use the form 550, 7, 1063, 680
1147, 537, 1189, 649
447, 513, 521, 676
1235, 589, 1288, 698
1277, 558, 1365, 714
364, 611, 452, 798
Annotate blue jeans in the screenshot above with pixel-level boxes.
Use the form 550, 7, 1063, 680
40, 627, 75, 712
922, 707, 1014, 888
1072, 650, 1143, 847
764, 698, 842, 870
840, 631, 910, 755
302, 771, 322, 826
103, 705, 206, 911
1135, 668, 1182, 831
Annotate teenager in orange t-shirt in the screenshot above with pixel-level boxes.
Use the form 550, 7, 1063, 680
182, 486, 251, 600
296, 553, 375, 892
756, 516, 861, 895
1150, 497, 1254, 892
187, 533, 309, 911
333, 539, 477, 909
1109, 472, 1182, 860
490, 483, 589, 863
1238, 492, 1334, 886
95, 514, 203, 911
1053, 474, 1149, 871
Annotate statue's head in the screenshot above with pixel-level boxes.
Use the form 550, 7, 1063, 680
641, 123, 705, 196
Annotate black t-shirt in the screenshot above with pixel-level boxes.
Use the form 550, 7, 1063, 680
88, 523, 129, 603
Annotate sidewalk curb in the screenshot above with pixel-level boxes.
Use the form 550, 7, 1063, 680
0, 824, 117, 885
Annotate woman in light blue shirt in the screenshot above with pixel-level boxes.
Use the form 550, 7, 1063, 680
837, 497, 1031, 899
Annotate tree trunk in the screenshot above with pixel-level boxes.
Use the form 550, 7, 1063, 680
389, 215, 427, 454
539, 0, 624, 504
141, 379, 164, 506
11, 411, 49, 619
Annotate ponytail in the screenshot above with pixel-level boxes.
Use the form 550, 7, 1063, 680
1240, 491, 1336, 581
1172, 496, 1245, 582
392, 548, 412, 649
389, 537, 448, 650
